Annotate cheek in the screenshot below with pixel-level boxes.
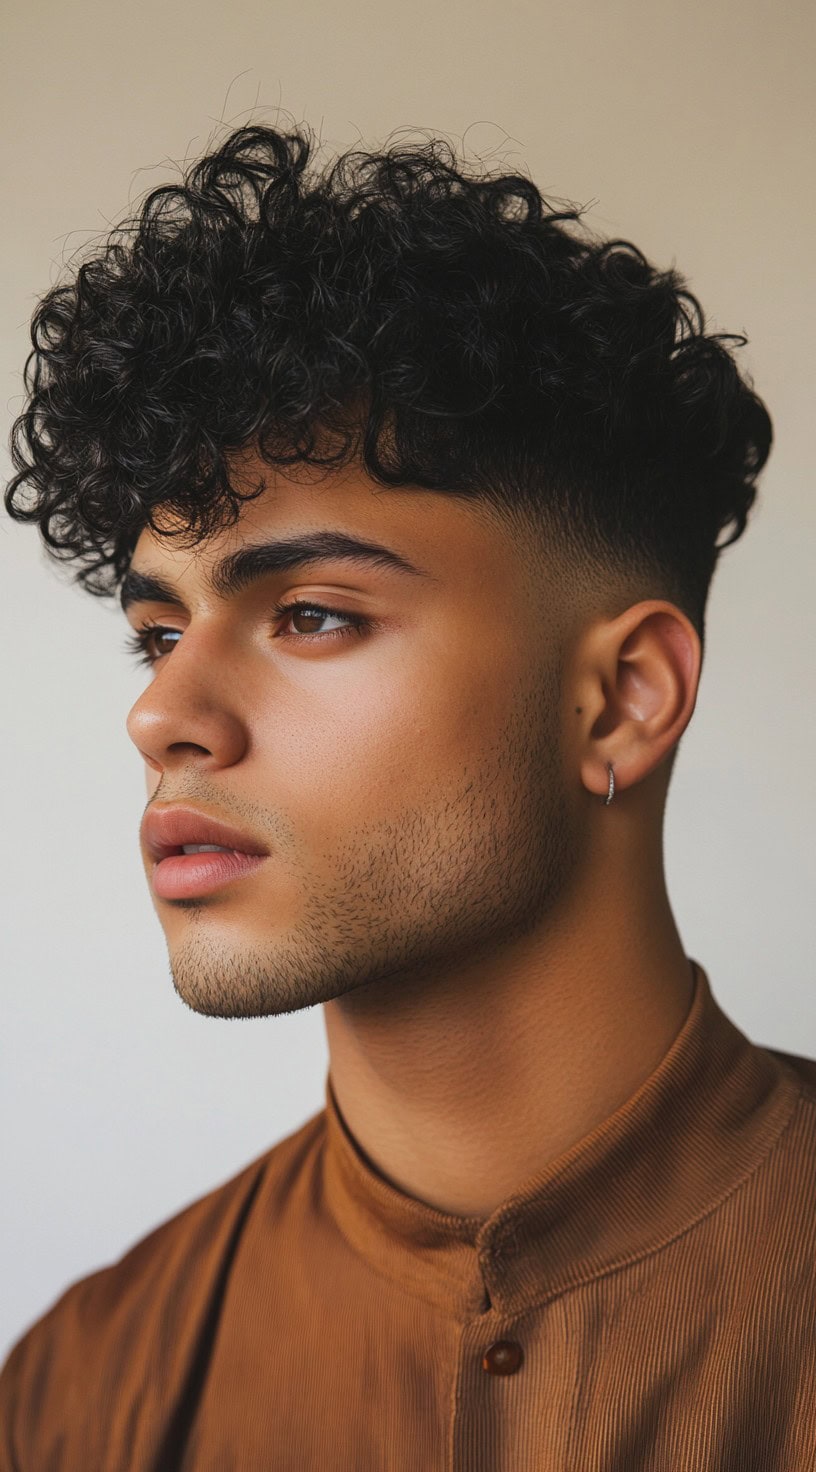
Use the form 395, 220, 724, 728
267, 674, 433, 821
263, 633, 520, 826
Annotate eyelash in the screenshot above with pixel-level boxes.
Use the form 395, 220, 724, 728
123, 599, 370, 668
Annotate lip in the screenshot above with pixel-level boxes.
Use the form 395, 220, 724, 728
141, 805, 270, 864
151, 849, 268, 900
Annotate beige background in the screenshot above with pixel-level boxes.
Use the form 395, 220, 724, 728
1, 0, 814, 1359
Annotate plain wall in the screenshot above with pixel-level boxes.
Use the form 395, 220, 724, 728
1, 0, 814, 1360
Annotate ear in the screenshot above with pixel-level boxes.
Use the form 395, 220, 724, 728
575, 601, 702, 801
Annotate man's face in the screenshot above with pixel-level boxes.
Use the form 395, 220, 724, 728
125, 455, 584, 1018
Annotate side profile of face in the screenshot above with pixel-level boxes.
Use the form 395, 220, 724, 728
125, 451, 685, 1020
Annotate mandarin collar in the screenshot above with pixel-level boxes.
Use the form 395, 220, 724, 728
320, 961, 799, 1318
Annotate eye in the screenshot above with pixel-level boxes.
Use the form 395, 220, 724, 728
270, 598, 369, 643
123, 621, 180, 667
123, 600, 370, 668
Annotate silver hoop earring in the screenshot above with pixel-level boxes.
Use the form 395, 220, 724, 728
605, 762, 615, 805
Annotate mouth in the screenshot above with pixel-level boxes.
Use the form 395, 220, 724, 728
151, 847, 269, 900
160, 844, 255, 857
140, 804, 272, 898
141, 805, 271, 865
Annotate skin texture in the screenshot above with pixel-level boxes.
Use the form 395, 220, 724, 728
126, 450, 700, 1219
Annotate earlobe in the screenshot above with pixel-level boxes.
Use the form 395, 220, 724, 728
581, 759, 617, 803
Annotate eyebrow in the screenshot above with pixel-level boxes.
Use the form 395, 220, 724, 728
119, 529, 434, 614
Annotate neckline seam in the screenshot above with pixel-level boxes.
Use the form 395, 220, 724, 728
317, 1069, 801, 1321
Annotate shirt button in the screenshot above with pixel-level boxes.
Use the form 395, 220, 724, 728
482, 1339, 524, 1375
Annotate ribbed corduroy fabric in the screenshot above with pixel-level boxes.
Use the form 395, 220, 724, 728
2, 958, 816, 1470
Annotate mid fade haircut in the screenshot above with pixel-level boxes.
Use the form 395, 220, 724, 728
5, 119, 772, 660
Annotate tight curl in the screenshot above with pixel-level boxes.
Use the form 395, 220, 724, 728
5, 121, 772, 646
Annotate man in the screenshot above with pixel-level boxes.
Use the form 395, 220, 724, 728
2, 120, 814, 1469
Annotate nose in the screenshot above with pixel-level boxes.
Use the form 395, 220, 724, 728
125, 626, 250, 773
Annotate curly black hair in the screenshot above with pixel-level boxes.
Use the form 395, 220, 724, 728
4, 119, 772, 654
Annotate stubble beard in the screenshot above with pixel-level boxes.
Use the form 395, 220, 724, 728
165, 664, 579, 1019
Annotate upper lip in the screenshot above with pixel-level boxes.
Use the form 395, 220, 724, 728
141, 806, 270, 862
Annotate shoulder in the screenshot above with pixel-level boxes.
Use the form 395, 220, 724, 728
736, 1062, 816, 1429
753, 1046, 816, 1220
741, 1052, 816, 1295
763, 1042, 816, 1098
759, 1043, 816, 1217
0, 1106, 326, 1469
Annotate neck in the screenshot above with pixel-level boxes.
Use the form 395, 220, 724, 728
322, 827, 695, 1219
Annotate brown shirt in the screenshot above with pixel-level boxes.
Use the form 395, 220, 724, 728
2, 958, 815, 1470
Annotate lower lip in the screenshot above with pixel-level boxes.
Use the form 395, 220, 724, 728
151, 850, 268, 899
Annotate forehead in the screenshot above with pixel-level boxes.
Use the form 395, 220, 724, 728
129, 457, 525, 592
